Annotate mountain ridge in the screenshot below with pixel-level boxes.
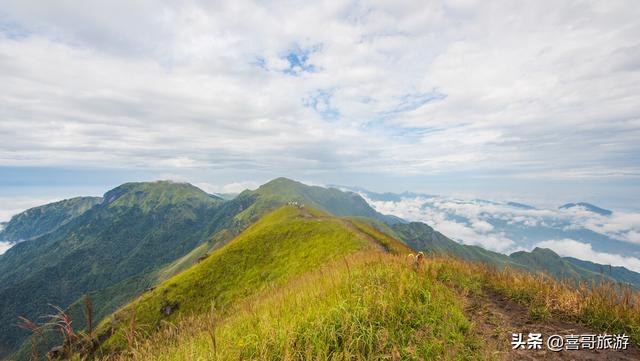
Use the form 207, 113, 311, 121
98, 205, 389, 352
390, 221, 640, 289
559, 202, 613, 216
0, 181, 225, 356
3, 178, 640, 359
0, 196, 102, 245
0, 178, 401, 358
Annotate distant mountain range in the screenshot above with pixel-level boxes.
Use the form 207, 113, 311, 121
341, 187, 640, 265
559, 202, 613, 216
1, 178, 639, 359
389, 221, 640, 287
0, 178, 399, 357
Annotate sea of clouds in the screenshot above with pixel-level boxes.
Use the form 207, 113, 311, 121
359, 193, 640, 273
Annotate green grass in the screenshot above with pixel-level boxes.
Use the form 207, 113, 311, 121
98, 253, 481, 361
412, 256, 640, 348
105, 181, 222, 213
4, 178, 402, 359
29, 201, 640, 360
97, 206, 376, 353
153, 241, 221, 283
0, 181, 227, 357
94, 206, 485, 360
231, 178, 387, 225
345, 218, 413, 255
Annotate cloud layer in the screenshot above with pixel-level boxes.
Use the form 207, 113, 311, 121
0, 0, 639, 187
537, 239, 640, 273
360, 192, 640, 271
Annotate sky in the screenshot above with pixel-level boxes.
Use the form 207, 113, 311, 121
1, 0, 640, 221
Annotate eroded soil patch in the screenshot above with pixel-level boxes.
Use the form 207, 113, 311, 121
467, 288, 640, 360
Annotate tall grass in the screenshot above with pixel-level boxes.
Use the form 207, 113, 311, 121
17, 317, 44, 361
97, 251, 640, 360
17, 296, 99, 361
97, 252, 482, 360
95, 206, 372, 354
23, 250, 640, 360
418, 255, 640, 347
483, 261, 640, 341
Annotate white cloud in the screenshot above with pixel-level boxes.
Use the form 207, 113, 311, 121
579, 212, 640, 245
537, 239, 640, 273
194, 181, 259, 194
0, 0, 637, 182
430, 197, 640, 246
361, 194, 515, 252
0, 242, 12, 255
471, 220, 493, 233
361, 191, 640, 260
0, 196, 60, 222
0, 197, 55, 255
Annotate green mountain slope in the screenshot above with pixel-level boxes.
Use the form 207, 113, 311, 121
0, 196, 101, 244
97, 205, 407, 353
5, 177, 640, 359
391, 222, 640, 289
391, 222, 511, 266
564, 256, 640, 286
25, 204, 637, 360
136, 178, 403, 288
2, 178, 402, 358
232, 177, 401, 224
89, 206, 461, 360
0, 181, 224, 357
508, 247, 602, 282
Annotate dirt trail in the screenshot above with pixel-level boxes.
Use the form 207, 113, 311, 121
468, 288, 640, 360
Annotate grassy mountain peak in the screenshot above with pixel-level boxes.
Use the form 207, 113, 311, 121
5, 178, 640, 360
102, 181, 222, 212
84, 206, 640, 360
98, 204, 402, 352
0, 181, 226, 357
1, 179, 407, 359
234, 177, 397, 225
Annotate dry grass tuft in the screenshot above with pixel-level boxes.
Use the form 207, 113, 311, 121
425, 256, 640, 346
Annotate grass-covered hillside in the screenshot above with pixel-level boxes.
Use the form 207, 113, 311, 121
4, 178, 640, 360
45, 205, 482, 360
102, 253, 481, 360
2, 178, 400, 359
100, 254, 640, 361
96, 205, 409, 354
230, 177, 402, 226
0, 182, 224, 356
29, 205, 639, 360
0, 196, 101, 244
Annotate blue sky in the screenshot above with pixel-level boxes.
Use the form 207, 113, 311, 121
0, 0, 639, 220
